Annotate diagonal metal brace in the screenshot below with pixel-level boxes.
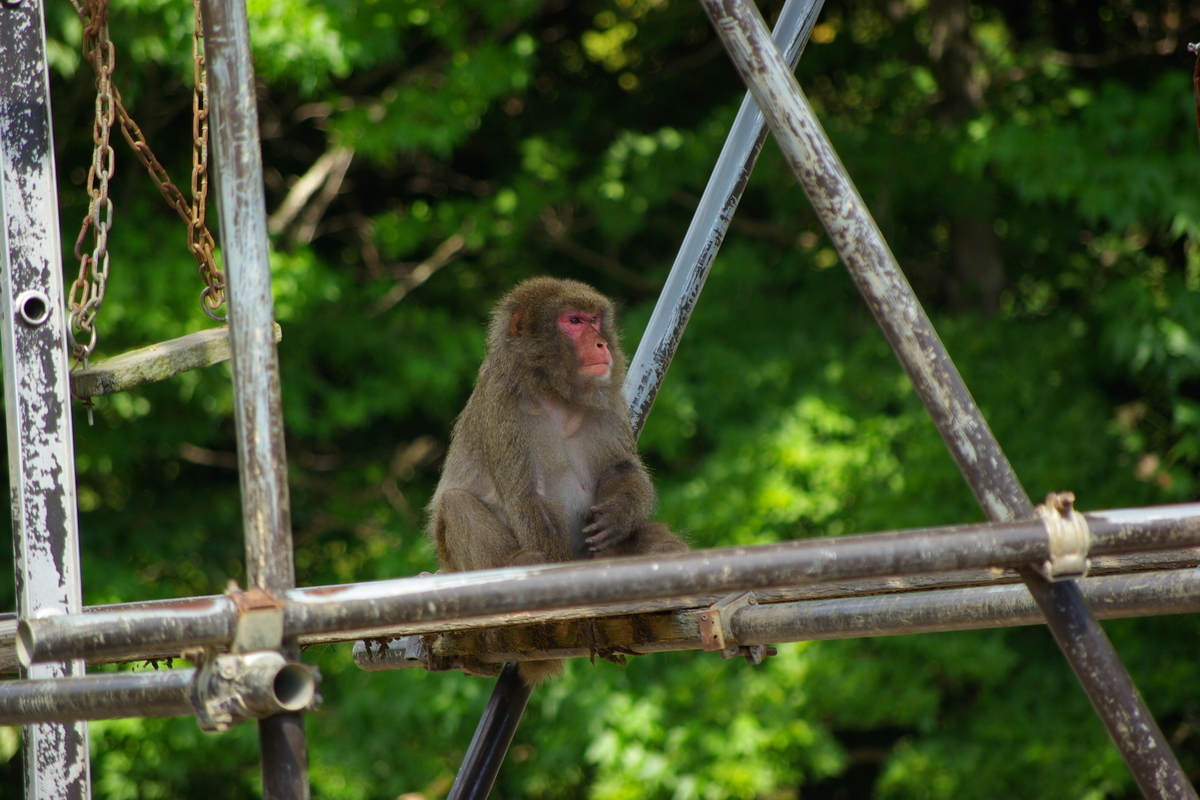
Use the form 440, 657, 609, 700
1035, 492, 1091, 581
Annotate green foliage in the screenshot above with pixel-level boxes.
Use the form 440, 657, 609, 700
4, 0, 1200, 797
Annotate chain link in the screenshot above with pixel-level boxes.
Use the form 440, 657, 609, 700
70, 0, 228, 364
110, 0, 226, 321
191, 0, 226, 321
69, 0, 116, 365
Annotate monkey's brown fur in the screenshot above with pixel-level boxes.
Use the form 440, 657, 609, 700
429, 277, 688, 683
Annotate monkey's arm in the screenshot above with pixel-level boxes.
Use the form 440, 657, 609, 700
583, 459, 656, 552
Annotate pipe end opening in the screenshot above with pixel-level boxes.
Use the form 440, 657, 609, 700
272, 663, 316, 711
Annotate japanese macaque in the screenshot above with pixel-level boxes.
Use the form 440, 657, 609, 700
429, 277, 688, 683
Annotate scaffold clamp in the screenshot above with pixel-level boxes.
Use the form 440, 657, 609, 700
1035, 491, 1091, 581
186, 648, 321, 733
698, 591, 775, 664
226, 583, 285, 653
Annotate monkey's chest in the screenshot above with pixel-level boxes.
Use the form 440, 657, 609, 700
533, 441, 597, 551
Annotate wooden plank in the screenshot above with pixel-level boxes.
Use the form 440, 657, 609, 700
70, 323, 283, 397
427, 611, 699, 664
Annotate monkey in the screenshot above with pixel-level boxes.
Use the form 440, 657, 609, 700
429, 277, 688, 683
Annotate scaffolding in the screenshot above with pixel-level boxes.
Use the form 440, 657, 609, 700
1, 0, 1199, 798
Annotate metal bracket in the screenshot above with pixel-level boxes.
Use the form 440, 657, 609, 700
352, 635, 429, 671
1035, 491, 1091, 581
698, 591, 775, 664
226, 583, 285, 653
187, 648, 321, 733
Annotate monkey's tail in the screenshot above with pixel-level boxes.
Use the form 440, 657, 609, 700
517, 659, 565, 685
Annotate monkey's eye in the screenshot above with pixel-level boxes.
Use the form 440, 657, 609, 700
569, 316, 581, 324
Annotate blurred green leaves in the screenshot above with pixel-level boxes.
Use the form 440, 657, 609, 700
7, 0, 1200, 797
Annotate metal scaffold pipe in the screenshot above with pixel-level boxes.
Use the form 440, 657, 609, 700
0, 1, 92, 796
352, 567, 1200, 671
624, 0, 825, 436
0, 670, 194, 726
0, 654, 319, 728
200, 0, 308, 794
15, 504, 1200, 666
695, 1, 1199, 797
732, 568, 1200, 644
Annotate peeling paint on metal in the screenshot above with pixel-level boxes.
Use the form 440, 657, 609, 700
1, 2, 92, 797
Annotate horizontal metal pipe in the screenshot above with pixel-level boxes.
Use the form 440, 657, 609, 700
18, 504, 1200, 666
734, 568, 1200, 644
6, 548, 1198, 672
0, 670, 194, 726
353, 567, 1200, 669
16, 597, 237, 668
0, 655, 319, 727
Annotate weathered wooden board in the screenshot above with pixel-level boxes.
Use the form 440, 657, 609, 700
70, 323, 283, 397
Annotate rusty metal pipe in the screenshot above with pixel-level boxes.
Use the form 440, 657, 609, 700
0, 657, 318, 727
200, 0, 307, 794
351, 567, 1200, 669
734, 568, 1200, 644
698, 0, 1027, 521
0, 671, 194, 726
696, 1, 1197, 797
16, 505, 1200, 666
0, 1, 92, 795
53, 567, 1200, 726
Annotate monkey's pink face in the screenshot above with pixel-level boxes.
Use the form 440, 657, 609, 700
558, 308, 611, 378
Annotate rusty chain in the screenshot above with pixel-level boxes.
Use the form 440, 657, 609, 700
70, 0, 227, 367
190, 0, 226, 321
69, 0, 116, 366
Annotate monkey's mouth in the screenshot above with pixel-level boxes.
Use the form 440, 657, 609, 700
580, 362, 611, 377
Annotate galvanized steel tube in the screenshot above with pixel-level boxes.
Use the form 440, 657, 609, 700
445, 663, 533, 800
624, 0, 824, 435
17, 505, 1200, 666
696, 1, 1197, 796
734, 568, 1200, 643
201, 0, 307, 795
0, 671, 193, 726
0, 3, 92, 796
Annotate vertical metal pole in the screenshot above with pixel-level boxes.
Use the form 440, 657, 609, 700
697, 1, 1197, 797
0, 3, 93, 798
448, 6, 827, 798
625, 0, 824, 436
200, 1, 308, 798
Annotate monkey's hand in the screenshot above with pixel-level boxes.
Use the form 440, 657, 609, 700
583, 499, 636, 552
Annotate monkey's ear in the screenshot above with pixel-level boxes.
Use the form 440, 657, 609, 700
508, 308, 525, 337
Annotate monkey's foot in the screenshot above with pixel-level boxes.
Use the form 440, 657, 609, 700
517, 659, 565, 685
